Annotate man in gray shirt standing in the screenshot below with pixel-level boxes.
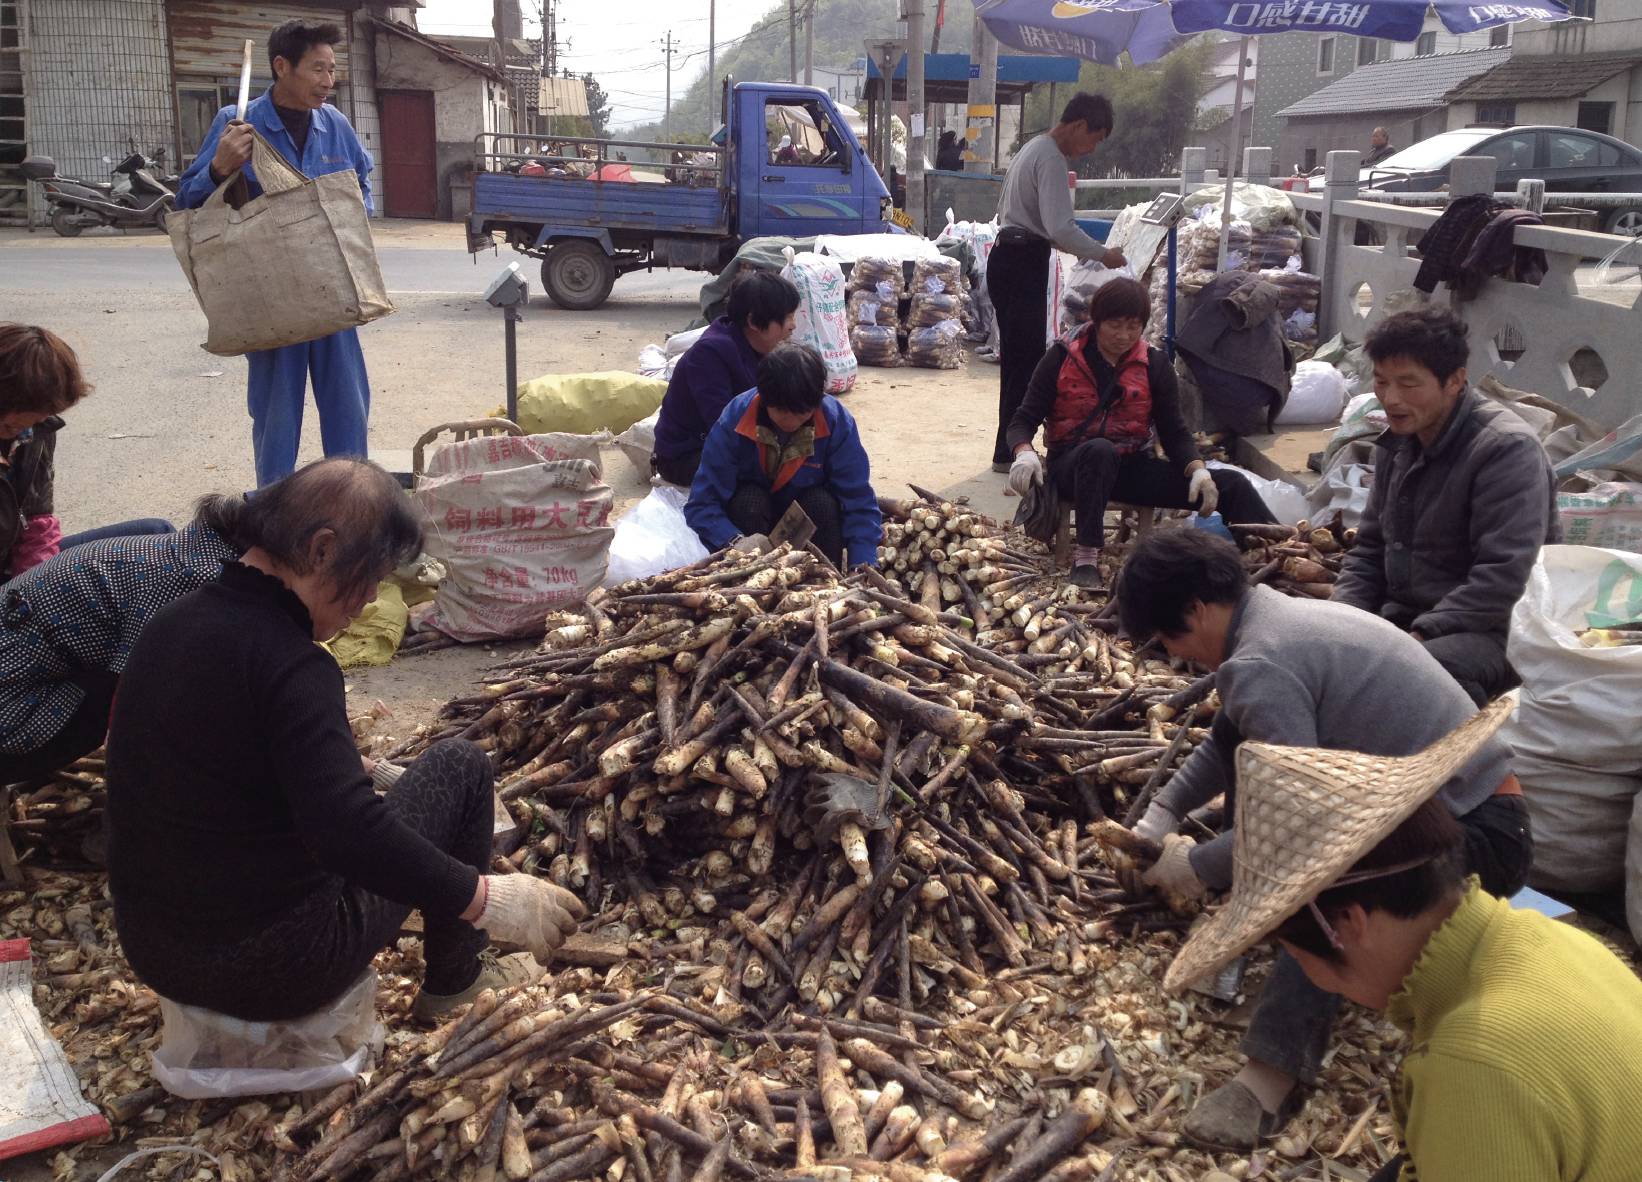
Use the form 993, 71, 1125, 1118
988, 92, 1127, 471
1116, 529, 1531, 1152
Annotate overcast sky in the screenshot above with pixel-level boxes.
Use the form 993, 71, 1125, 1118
417, 0, 776, 128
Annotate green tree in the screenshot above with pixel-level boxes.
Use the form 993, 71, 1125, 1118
1022, 38, 1214, 179
583, 72, 612, 138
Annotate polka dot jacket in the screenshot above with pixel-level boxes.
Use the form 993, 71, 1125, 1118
0, 522, 239, 754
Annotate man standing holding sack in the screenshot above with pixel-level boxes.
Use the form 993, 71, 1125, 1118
175, 20, 376, 488
988, 92, 1127, 473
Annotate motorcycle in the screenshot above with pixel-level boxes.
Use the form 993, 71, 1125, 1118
22, 148, 176, 237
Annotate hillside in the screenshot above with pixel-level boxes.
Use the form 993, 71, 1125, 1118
627, 0, 979, 138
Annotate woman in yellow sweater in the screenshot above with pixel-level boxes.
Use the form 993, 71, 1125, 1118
1167, 697, 1642, 1182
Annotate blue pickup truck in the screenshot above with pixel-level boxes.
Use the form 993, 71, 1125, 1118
467, 82, 894, 310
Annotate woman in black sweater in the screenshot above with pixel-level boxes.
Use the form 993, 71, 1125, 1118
107, 458, 583, 1023
1005, 278, 1275, 589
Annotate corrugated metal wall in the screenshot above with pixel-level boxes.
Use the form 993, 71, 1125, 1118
26, 0, 174, 185
167, 2, 349, 80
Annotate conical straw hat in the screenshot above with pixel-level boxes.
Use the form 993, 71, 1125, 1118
1164, 695, 1514, 993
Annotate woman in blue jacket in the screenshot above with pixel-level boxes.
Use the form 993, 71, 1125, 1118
685, 343, 882, 570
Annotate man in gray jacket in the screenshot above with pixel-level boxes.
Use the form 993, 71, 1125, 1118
1117, 529, 1532, 1152
1332, 306, 1557, 704
988, 92, 1127, 472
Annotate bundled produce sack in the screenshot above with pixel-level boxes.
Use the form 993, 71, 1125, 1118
780, 248, 857, 394
847, 255, 904, 296
906, 320, 964, 370
412, 433, 615, 640
910, 255, 963, 297
906, 292, 961, 329
169, 130, 394, 355
937, 209, 999, 344
850, 324, 902, 367
1504, 544, 1642, 944
1248, 224, 1303, 270
1260, 268, 1322, 350
847, 289, 898, 329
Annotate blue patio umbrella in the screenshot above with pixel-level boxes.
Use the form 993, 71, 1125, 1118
977, 0, 1575, 258
978, 0, 1574, 64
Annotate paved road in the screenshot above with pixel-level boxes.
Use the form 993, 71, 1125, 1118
0, 232, 701, 299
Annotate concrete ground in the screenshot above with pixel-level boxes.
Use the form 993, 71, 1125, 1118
0, 218, 1020, 741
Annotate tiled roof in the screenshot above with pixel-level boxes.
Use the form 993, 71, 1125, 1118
1445, 51, 1642, 102
1277, 47, 1511, 119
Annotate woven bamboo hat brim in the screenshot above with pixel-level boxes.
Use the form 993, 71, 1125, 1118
1164, 695, 1514, 993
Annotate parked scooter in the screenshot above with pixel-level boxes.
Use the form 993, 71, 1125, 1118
23, 149, 176, 237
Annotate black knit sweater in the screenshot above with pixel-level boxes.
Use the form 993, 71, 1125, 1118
107, 562, 479, 958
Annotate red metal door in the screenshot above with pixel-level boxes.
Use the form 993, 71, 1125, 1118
379, 90, 438, 219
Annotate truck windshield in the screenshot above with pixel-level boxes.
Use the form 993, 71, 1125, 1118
766, 100, 844, 167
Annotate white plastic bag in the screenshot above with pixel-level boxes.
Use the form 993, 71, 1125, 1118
1046, 250, 1075, 347
606, 486, 711, 585
1505, 545, 1642, 766
780, 248, 857, 394
152, 971, 381, 1099
613, 411, 659, 482
414, 433, 615, 640
1277, 360, 1349, 425
1206, 461, 1310, 526
664, 325, 709, 361
1303, 460, 1373, 528
637, 344, 669, 379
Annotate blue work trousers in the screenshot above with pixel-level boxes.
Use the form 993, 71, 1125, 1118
247, 328, 371, 488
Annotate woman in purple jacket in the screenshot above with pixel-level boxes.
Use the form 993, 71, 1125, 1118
651, 272, 800, 486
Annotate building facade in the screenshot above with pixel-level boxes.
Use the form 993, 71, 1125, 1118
1252, 16, 1506, 174
3, 0, 514, 225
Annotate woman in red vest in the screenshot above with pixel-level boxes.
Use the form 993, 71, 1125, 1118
1005, 278, 1276, 589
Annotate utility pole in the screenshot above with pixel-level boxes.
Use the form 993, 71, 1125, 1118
804, 0, 814, 87
708, 0, 716, 126
788, 0, 798, 83
964, 14, 997, 173
905, 0, 925, 233
660, 30, 677, 141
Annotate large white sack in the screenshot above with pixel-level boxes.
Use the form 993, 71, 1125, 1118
1514, 747, 1638, 895
1506, 545, 1642, 768
780, 249, 857, 394
1276, 360, 1348, 425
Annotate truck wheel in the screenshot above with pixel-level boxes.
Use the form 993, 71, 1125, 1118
51, 207, 84, 237
543, 240, 616, 310
1604, 207, 1642, 237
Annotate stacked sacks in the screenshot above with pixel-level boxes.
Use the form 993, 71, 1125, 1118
847, 256, 904, 368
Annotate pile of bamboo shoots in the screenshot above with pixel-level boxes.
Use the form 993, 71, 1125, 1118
5, 753, 107, 862
274, 963, 1154, 1182
1230, 520, 1356, 600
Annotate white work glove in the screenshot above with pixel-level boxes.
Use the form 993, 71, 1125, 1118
1008, 449, 1045, 496
1187, 467, 1219, 517
474, 875, 585, 960
1143, 833, 1207, 902
1132, 801, 1179, 844
731, 533, 771, 554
